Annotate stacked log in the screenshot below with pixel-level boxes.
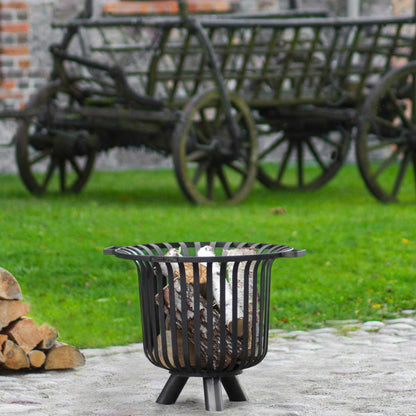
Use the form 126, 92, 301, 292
153, 246, 260, 371
0, 267, 85, 371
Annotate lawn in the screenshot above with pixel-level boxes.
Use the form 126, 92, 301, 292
0, 163, 415, 348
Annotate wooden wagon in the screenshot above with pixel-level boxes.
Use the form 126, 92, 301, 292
4, 0, 416, 203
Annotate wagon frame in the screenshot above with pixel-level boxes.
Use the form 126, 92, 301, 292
3, 0, 416, 204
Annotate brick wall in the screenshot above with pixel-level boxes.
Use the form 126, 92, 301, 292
0, 0, 46, 110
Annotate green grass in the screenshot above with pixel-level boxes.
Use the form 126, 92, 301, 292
0, 164, 415, 348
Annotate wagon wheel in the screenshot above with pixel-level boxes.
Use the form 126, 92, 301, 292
172, 88, 258, 205
356, 62, 416, 203
15, 81, 97, 195
257, 126, 350, 190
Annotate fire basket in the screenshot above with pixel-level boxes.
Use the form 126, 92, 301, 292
104, 242, 305, 411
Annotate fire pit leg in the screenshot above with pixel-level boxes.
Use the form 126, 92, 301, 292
221, 376, 247, 402
156, 375, 188, 405
203, 377, 223, 411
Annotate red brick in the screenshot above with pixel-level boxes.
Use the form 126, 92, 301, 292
103, 1, 233, 15
0, 90, 24, 100
18, 58, 30, 69
0, 2, 28, 11
0, 79, 17, 90
0, 45, 30, 56
0, 22, 30, 33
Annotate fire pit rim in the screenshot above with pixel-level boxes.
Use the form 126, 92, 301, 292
104, 241, 306, 262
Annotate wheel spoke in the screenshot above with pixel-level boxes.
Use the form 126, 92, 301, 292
206, 167, 214, 200
305, 137, 327, 171
259, 135, 286, 159
42, 158, 56, 189
386, 88, 411, 129
277, 140, 294, 183
59, 160, 67, 192
391, 150, 411, 197
371, 145, 403, 180
217, 166, 233, 198
193, 160, 209, 185
372, 115, 406, 139
29, 149, 53, 166
313, 134, 342, 150
373, 116, 402, 132
194, 125, 210, 145
186, 149, 209, 162
367, 137, 406, 152
297, 141, 304, 187
69, 156, 82, 177
226, 161, 247, 176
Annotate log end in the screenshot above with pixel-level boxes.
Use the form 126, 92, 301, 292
44, 342, 85, 370
0, 267, 23, 300
3, 340, 30, 370
227, 318, 244, 338
29, 350, 46, 368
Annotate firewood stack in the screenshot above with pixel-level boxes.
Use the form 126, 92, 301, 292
154, 246, 260, 371
0, 267, 85, 371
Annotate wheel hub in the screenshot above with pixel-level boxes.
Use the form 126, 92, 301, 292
203, 132, 236, 164
51, 130, 95, 158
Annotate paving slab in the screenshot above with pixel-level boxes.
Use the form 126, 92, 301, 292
1, 316, 416, 415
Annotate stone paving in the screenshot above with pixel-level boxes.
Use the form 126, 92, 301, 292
1, 314, 416, 415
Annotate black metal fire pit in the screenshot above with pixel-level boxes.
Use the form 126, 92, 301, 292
104, 242, 305, 411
